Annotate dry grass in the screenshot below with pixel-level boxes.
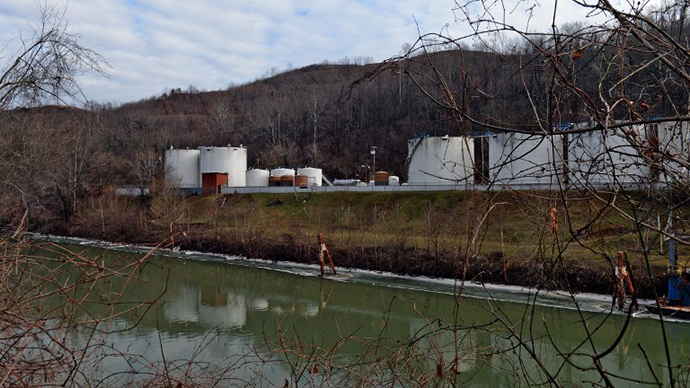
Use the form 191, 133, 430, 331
175, 190, 679, 274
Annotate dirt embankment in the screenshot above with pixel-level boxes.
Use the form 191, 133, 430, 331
33, 190, 674, 300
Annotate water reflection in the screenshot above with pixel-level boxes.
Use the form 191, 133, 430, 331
52, 246, 690, 386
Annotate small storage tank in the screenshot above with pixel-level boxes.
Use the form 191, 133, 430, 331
246, 169, 270, 187
199, 146, 247, 187
297, 167, 323, 187
270, 168, 295, 178
389, 175, 400, 186
269, 176, 281, 186
374, 171, 390, 186
165, 148, 201, 188
279, 175, 294, 186
294, 174, 308, 187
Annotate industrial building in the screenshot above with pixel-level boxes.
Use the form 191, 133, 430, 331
163, 122, 688, 196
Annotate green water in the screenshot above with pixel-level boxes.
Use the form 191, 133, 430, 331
30, 239, 690, 386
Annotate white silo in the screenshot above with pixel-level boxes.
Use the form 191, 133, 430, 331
270, 168, 295, 177
165, 148, 201, 188
489, 133, 565, 186
659, 121, 690, 183
567, 126, 647, 187
246, 169, 270, 187
297, 167, 323, 186
407, 136, 475, 185
199, 146, 247, 187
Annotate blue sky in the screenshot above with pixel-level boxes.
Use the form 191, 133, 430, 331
0, 0, 602, 105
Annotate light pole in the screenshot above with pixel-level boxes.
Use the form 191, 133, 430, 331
370, 146, 377, 183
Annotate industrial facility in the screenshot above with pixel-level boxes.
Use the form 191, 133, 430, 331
163, 122, 688, 195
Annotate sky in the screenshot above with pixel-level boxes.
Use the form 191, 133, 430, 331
0, 0, 605, 105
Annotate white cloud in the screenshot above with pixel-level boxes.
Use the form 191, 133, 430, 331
0, 0, 637, 105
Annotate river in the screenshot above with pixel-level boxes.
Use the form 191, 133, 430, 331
29, 236, 690, 386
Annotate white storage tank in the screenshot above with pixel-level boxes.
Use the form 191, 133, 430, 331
246, 169, 270, 187
270, 168, 295, 177
389, 175, 400, 186
165, 148, 201, 188
297, 167, 323, 187
407, 136, 475, 185
489, 133, 565, 186
658, 121, 690, 183
567, 126, 647, 187
199, 146, 247, 187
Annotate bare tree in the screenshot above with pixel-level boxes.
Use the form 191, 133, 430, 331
205, 99, 235, 144
0, 4, 108, 108
129, 148, 162, 190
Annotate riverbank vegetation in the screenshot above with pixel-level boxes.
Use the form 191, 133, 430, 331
51, 189, 681, 298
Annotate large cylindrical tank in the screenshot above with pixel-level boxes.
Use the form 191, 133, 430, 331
279, 175, 294, 186
165, 148, 201, 188
199, 146, 247, 187
297, 167, 323, 187
270, 168, 295, 178
269, 176, 281, 186
389, 175, 400, 186
407, 136, 474, 184
246, 169, 269, 187
374, 171, 390, 186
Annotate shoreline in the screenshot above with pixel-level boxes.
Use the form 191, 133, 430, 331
26, 229, 665, 301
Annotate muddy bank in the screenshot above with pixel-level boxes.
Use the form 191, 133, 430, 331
32, 223, 664, 299
170, 233, 662, 299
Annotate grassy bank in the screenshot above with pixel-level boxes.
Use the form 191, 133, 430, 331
60, 189, 687, 298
